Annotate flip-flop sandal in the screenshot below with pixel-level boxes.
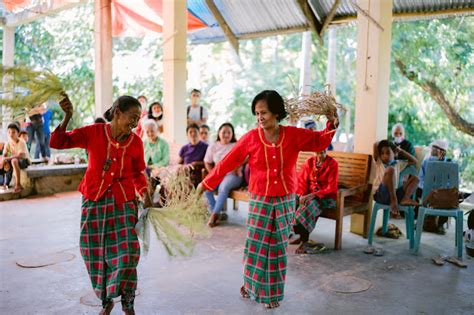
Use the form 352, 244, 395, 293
307, 240, 325, 247
364, 246, 375, 254
431, 255, 446, 266
446, 256, 467, 268
305, 246, 330, 254
265, 302, 280, 309
373, 248, 385, 256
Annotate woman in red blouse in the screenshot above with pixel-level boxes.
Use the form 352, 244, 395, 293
198, 90, 338, 309
51, 95, 148, 315
290, 149, 338, 254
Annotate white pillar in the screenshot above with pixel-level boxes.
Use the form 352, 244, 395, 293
1, 27, 15, 141
94, 0, 113, 118
353, 0, 393, 153
326, 27, 337, 96
299, 31, 312, 96
162, 0, 187, 145
352, 0, 393, 236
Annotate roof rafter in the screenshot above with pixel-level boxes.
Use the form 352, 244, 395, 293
296, 0, 323, 44
319, 0, 341, 37
204, 0, 239, 55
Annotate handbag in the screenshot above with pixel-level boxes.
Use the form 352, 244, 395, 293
422, 187, 459, 209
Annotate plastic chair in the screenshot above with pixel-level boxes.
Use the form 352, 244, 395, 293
368, 202, 414, 249
398, 165, 418, 188
413, 161, 463, 258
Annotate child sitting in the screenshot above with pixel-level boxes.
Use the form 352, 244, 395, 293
1, 123, 31, 192
373, 140, 419, 215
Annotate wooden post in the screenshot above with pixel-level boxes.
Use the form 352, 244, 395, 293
94, 0, 113, 118
352, 0, 393, 236
162, 0, 187, 145
1, 27, 15, 142
326, 27, 337, 96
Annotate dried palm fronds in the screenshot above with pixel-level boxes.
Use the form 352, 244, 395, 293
0, 65, 64, 118
284, 84, 346, 122
139, 167, 209, 257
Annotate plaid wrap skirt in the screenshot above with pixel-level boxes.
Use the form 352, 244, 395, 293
244, 193, 295, 304
80, 190, 140, 301
293, 197, 336, 233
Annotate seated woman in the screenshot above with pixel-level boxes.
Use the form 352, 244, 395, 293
136, 101, 164, 137
179, 124, 208, 187
143, 119, 169, 206
204, 123, 243, 227
290, 149, 338, 254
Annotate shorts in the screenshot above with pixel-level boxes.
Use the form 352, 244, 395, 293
18, 159, 30, 169
374, 184, 405, 205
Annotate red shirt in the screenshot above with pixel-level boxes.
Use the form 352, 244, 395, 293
297, 155, 338, 200
50, 123, 148, 204
202, 122, 335, 197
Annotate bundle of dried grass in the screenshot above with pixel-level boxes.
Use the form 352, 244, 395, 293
284, 85, 346, 122
0, 65, 64, 117
143, 168, 209, 257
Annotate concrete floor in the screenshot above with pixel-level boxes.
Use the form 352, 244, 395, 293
0, 192, 473, 315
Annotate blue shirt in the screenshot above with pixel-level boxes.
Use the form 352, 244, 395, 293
42, 109, 53, 135
418, 156, 448, 189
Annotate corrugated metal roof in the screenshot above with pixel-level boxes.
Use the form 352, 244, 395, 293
189, 0, 473, 44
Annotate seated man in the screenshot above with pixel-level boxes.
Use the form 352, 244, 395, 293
417, 139, 451, 234
372, 140, 419, 216
290, 149, 338, 254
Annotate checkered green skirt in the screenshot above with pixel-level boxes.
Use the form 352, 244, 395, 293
294, 197, 336, 233
243, 194, 295, 304
80, 190, 140, 301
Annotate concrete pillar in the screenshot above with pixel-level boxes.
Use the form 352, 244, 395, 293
94, 0, 113, 118
352, 0, 393, 236
162, 0, 187, 145
298, 31, 312, 96
353, 0, 393, 153
1, 27, 15, 142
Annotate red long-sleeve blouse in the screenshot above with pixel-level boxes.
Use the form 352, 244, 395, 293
297, 155, 338, 200
202, 122, 335, 197
50, 123, 148, 204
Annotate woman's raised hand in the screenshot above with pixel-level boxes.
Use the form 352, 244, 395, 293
59, 93, 74, 117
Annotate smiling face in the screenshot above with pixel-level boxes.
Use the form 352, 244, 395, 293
255, 100, 278, 130
7, 128, 19, 142
115, 106, 141, 135
187, 127, 200, 145
218, 126, 233, 145
145, 125, 158, 141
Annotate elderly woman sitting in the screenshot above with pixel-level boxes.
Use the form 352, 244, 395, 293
143, 119, 169, 169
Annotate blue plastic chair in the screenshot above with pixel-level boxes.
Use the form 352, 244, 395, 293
368, 202, 414, 249
413, 161, 463, 258
398, 165, 418, 188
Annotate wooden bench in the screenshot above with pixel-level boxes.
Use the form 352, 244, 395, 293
228, 151, 372, 250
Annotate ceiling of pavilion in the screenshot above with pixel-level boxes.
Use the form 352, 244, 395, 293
1, 0, 473, 44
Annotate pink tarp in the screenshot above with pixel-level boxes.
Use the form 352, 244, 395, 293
5, 0, 207, 37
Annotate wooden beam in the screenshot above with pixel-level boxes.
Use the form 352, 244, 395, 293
296, 0, 323, 44
205, 0, 239, 55
319, 0, 341, 37
5, 0, 87, 27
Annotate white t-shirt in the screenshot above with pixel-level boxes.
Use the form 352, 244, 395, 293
187, 105, 208, 124
4, 138, 30, 161
204, 142, 235, 165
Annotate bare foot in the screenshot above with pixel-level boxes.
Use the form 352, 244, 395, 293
13, 185, 23, 193
99, 300, 114, 315
240, 285, 250, 299
207, 213, 219, 228
265, 301, 280, 309
399, 198, 419, 206
295, 242, 307, 254
289, 234, 301, 245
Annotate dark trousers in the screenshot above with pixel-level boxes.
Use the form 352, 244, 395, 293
293, 223, 310, 242
35, 132, 50, 158
27, 121, 46, 158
